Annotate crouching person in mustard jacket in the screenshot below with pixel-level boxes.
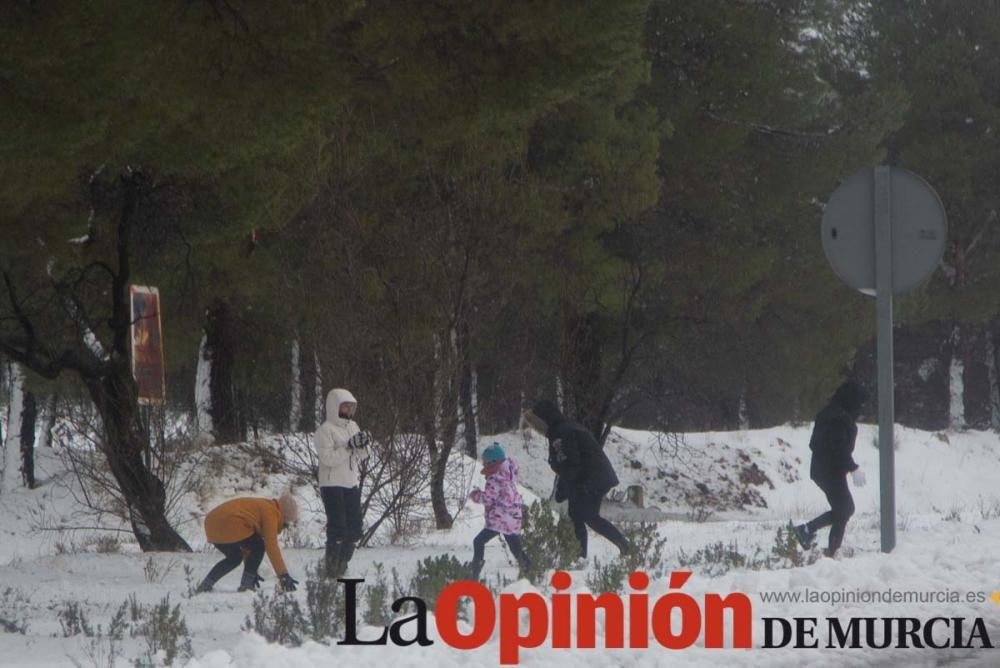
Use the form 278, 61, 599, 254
195, 494, 300, 593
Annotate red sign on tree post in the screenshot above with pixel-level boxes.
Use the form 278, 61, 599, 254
129, 285, 165, 405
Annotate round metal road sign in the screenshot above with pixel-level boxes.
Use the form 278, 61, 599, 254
821, 166, 947, 295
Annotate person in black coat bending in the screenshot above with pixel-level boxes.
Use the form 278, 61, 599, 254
793, 380, 869, 558
524, 399, 631, 564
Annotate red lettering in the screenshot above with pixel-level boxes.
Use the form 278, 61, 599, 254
498, 592, 549, 665
629, 571, 650, 648
435, 580, 494, 650
577, 593, 625, 648
651, 571, 701, 649
704, 593, 753, 648
551, 571, 572, 648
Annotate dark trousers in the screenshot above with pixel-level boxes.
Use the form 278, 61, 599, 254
321, 485, 362, 564
806, 475, 855, 553
566, 486, 628, 558
205, 534, 265, 583
472, 528, 530, 567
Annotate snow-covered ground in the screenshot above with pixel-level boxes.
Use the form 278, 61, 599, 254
1, 423, 1000, 667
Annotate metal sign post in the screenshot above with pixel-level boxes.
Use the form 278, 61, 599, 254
821, 165, 946, 554
873, 166, 896, 553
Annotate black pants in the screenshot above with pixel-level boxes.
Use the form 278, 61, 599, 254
806, 475, 855, 553
566, 485, 628, 559
205, 534, 265, 583
472, 529, 530, 567
321, 485, 362, 563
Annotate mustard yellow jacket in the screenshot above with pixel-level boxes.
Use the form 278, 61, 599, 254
204, 497, 289, 575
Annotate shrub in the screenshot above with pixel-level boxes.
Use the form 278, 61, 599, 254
0, 587, 30, 634
71, 603, 127, 668
409, 554, 468, 609
304, 561, 343, 641
243, 589, 308, 647
58, 600, 94, 638
92, 535, 122, 554
677, 541, 757, 578
770, 525, 817, 568
585, 558, 631, 594
585, 522, 668, 593
143, 556, 178, 584
520, 501, 579, 582
364, 563, 392, 627
133, 595, 193, 667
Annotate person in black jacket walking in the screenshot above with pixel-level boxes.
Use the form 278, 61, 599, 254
524, 399, 631, 565
793, 380, 869, 558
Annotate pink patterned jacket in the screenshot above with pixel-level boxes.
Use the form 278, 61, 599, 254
481, 458, 523, 534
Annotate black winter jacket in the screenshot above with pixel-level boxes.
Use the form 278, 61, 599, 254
544, 415, 619, 498
809, 381, 866, 484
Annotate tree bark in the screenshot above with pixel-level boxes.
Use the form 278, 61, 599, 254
297, 336, 318, 433
458, 322, 478, 458
563, 311, 607, 441
37, 393, 57, 450
987, 322, 1000, 432
83, 363, 190, 551
2, 362, 23, 493
424, 333, 456, 529
19, 389, 36, 488
289, 338, 301, 431
949, 322, 968, 431
205, 301, 243, 444
194, 335, 213, 437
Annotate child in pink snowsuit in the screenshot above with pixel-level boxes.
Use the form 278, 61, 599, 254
468, 443, 531, 579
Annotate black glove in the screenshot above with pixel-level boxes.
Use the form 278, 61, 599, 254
347, 431, 372, 450
278, 572, 299, 592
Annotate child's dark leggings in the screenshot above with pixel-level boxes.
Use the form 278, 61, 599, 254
472, 528, 529, 566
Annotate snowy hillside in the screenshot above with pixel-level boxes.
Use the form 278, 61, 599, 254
1, 424, 1000, 667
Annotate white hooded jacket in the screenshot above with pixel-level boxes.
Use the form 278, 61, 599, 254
315, 388, 370, 488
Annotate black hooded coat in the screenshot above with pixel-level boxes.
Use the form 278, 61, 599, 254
809, 381, 869, 484
531, 400, 619, 499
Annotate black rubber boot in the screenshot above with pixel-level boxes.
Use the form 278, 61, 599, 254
337, 541, 356, 575
324, 541, 343, 578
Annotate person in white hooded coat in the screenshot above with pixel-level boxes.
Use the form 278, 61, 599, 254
315, 388, 371, 576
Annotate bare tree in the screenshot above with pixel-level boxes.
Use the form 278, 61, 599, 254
0, 171, 189, 550
50, 398, 209, 544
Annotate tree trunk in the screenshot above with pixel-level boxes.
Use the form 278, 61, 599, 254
194, 335, 213, 438
424, 333, 456, 530
949, 323, 967, 431
428, 437, 453, 530
37, 393, 57, 450
458, 322, 478, 458
422, 406, 454, 529
563, 311, 607, 442
2, 362, 24, 492
988, 322, 1000, 432
205, 302, 243, 444
83, 362, 191, 551
289, 338, 301, 431
19, 389, 36, 488
297, 337, 317, 433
